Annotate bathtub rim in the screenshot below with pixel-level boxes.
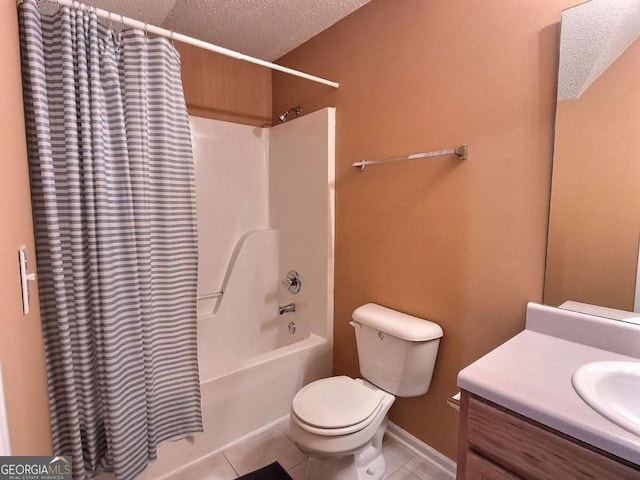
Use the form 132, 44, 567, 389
199, 332, 328, 384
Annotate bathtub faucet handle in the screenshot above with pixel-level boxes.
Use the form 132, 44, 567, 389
278, 303, 297, 315
282, 270, 301, 294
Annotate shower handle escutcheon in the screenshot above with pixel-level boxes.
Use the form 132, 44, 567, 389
282, 270, 301, 294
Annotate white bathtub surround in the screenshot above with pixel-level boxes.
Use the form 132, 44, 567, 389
156, 419, 453, 480
192, 109, 336, 365
270, 109, 336, 342
198, 229, 283, 367
133, 110, 335, 479
191, 116, 270, 320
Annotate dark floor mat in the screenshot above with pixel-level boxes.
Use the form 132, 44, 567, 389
235, 461, 293, 480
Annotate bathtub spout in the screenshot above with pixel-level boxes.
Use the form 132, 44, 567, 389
278, 303, 296, 315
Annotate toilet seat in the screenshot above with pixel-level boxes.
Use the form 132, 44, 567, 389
292, 376, 386, 436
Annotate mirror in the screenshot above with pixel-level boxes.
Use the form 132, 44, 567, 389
544, 0, 640, 317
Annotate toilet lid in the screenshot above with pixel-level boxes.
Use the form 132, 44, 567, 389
292, 376, 385, 429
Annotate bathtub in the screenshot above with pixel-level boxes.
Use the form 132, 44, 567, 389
94, 112, 335, 479
138, 332, 331, 480
137, 111, 334, 478
138, 228, 332, 478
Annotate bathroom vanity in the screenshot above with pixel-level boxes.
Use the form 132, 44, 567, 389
465, 1, 640, 476
457, 393, 640, 479
456, 303, 640, 480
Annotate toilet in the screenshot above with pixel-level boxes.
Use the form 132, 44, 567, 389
289, 303, 443, 480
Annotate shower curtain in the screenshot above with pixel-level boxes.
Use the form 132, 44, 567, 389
18, 1, 202, 479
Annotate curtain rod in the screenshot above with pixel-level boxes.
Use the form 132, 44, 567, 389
47, 0, 340, 89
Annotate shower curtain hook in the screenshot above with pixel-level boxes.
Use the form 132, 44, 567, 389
120, 13, 125, 32
143, 22, 148, 41
170, 30, 175, 47
107, 11, 113, 30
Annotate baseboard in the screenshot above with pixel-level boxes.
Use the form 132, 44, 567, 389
386, 422, 457, 478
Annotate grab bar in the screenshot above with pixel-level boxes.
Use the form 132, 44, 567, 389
197, 291, 223, 301
197, 229, 275, 313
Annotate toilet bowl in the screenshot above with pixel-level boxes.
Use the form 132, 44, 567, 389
290, 377, 394, 455
288, 304, 443, 480
290, 377, 395, 480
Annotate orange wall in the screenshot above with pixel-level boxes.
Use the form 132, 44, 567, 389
544, 37, 640, 310
0, 0, 52, 454
179, 41, 272, 126
273, 0, 575, 459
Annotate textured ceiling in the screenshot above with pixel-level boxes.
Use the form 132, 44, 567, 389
89, 0, 370, 61
558, 0, 640, 100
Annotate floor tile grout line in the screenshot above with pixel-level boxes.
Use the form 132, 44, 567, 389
281, 431, 308, 469
385, 451, 417, 479
288, 456, 308, 470
399, 453, 416, 469
281, 429, 298, 447
285, 460, 307, 480
221, 451, 240, 476
404, 454, 451, 480
399, 466, 424, 480
383, 462, 403, 480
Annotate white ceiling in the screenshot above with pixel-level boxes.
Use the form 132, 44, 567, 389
89, 0, 371, 61
558, 0, 640, 100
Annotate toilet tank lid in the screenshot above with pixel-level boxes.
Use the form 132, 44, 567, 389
352, 303, 443, 341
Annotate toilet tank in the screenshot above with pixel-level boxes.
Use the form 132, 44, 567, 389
351, 303, 443, 397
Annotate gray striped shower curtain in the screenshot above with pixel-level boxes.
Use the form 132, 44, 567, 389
18, 1, 202, 478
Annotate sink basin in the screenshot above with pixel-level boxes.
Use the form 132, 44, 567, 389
572, 361, 640, 437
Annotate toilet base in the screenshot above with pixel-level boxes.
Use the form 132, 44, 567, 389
304, 420, 387, 480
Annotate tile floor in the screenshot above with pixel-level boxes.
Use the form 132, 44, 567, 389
166, 419, 452, 480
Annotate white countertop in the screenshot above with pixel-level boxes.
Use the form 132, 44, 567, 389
458, 303, 640, 466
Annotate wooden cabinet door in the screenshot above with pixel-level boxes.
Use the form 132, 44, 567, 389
458, 391, 640, 480
466, 451, 521, 480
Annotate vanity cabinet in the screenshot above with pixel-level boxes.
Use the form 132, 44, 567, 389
457, 391, 640, 480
